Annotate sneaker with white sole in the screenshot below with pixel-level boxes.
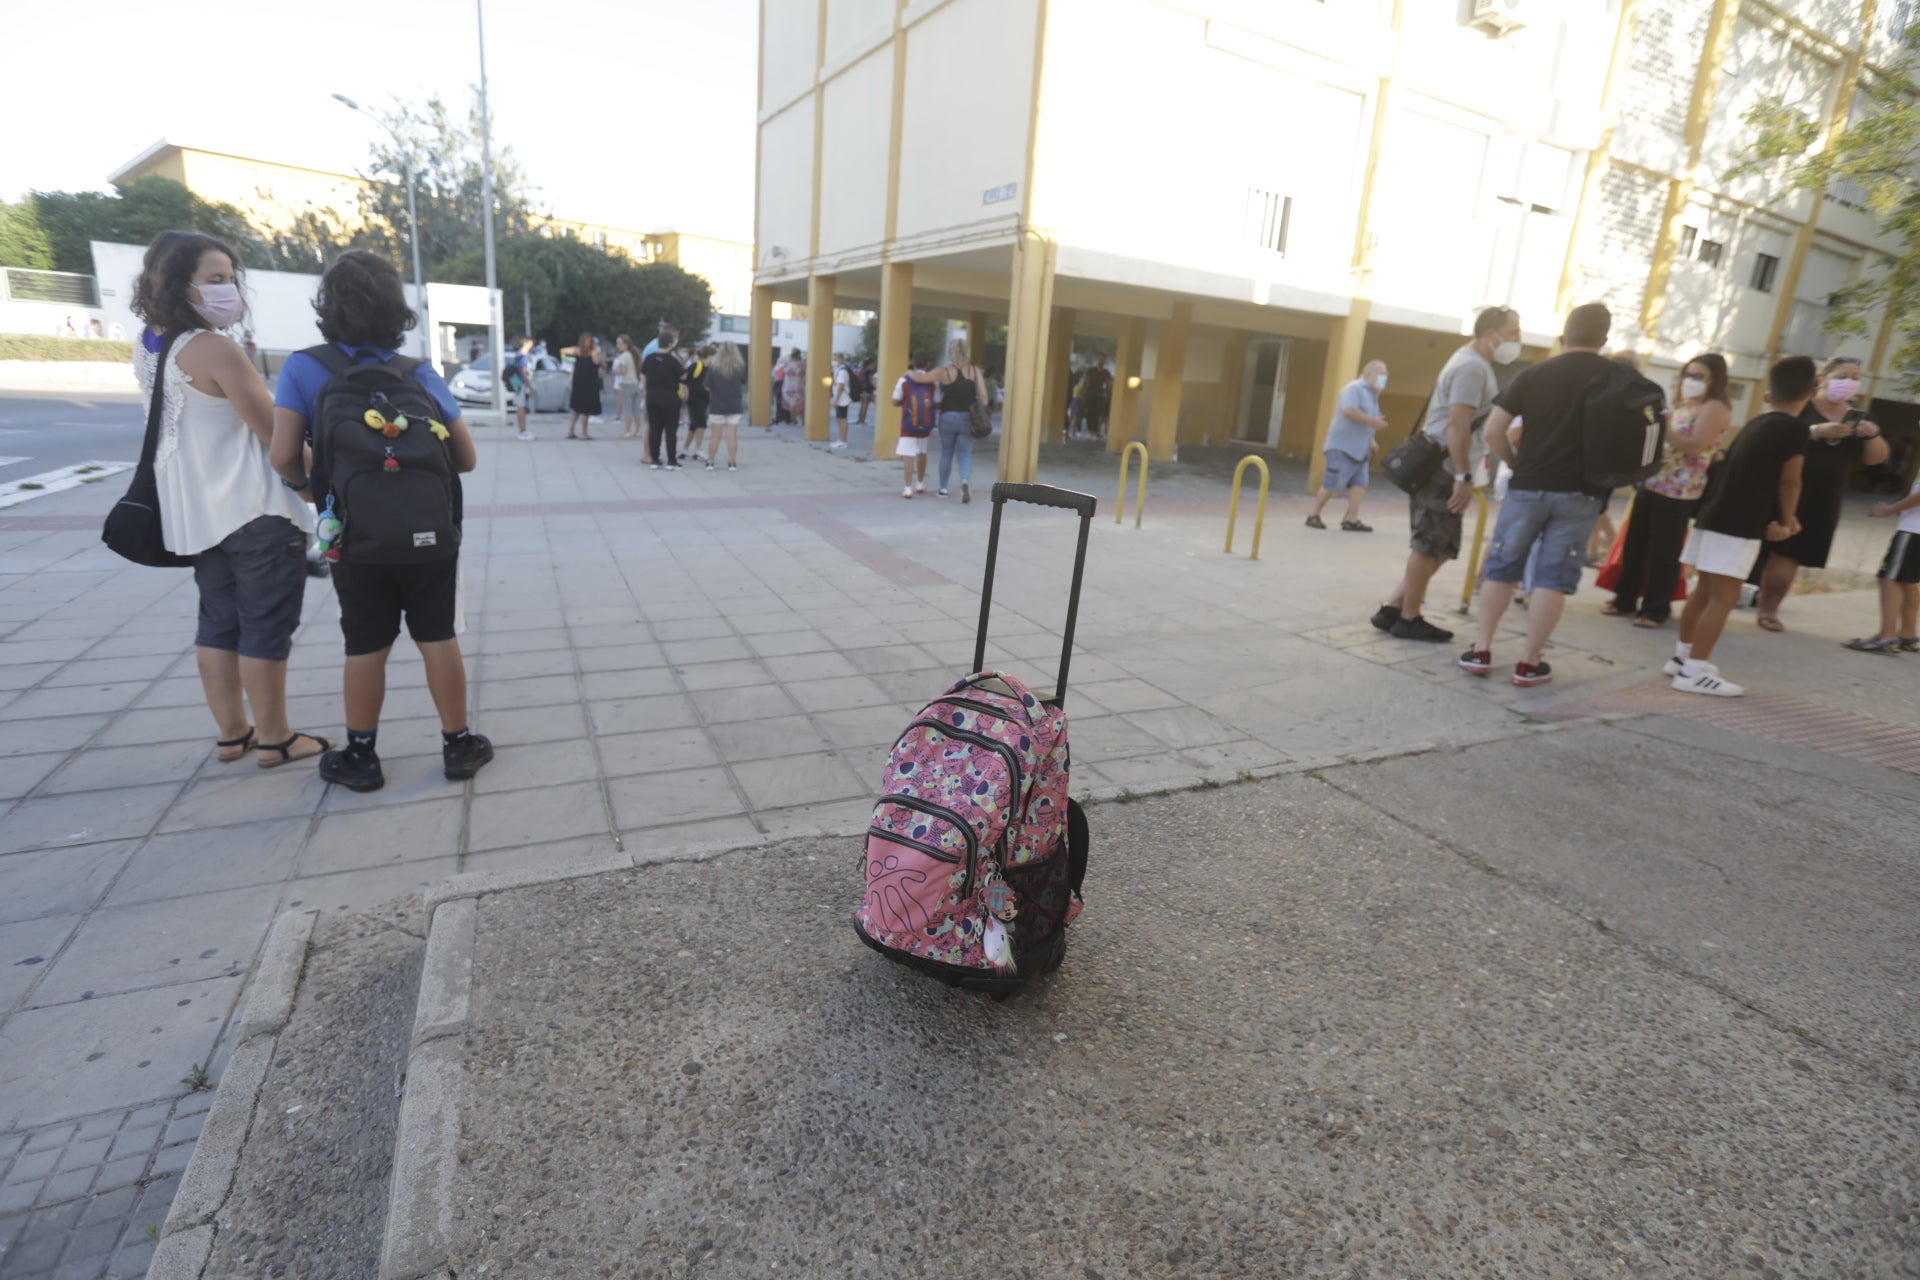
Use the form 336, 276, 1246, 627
1672, 663, 1743, 696
915, 480, 925, 493
517, 431, 535, 442
1512, 660, 1553, 687
1457, 647, 1492, 675
902, 486, 913, 499
1662, 656, 1686, 676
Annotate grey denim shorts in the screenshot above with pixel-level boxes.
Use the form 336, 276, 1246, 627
192, 515, 309, 660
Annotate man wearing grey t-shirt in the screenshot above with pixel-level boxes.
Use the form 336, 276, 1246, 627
1372, 305, 1522, 642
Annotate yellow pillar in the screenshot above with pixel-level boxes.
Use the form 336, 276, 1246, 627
999, 233, 1057, 485
874, 262, 912, 462
805, 274, 835, 441
748, 284, 775, 425
1042, 307, 1074, 443
1641, 0, 1740, 345
1308, 301, 1371, 493
1217, 331, 1248, 445
1106, 317, 1145, 452
969, 310, 991, 364
1145, 303, 1191, 462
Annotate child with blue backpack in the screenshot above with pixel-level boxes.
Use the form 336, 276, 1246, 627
894, 349, 936, 498
269, 251, 490, 792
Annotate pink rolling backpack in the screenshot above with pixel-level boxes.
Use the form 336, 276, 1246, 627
855, 483, 1094, 996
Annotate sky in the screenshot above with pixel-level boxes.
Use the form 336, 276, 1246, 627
0, 0, 761, 242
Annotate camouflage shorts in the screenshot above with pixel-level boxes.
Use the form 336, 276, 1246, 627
1408, 468, 1462, 560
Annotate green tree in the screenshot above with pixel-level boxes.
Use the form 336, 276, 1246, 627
1735, 21, 1920, 389
441, 233, 712, 349
0, 200, 54, 270
350, 93, 538, 273
27, 177, 273, 275
857, 314, 952, 364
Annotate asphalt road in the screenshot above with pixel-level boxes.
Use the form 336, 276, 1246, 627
0, 392, 146, 484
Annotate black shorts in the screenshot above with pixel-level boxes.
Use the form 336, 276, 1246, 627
331, 557, 459, 655
836, 404, 850, 421
689, 401, 710, 430
1878, 530, 1920, 585
193, 515, 309, 660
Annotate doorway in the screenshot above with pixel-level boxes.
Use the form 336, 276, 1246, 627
1238, 339, 1290, 447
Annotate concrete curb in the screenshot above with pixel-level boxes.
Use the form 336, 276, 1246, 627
379, 899, 478, 1280
149, 908, 319, 1277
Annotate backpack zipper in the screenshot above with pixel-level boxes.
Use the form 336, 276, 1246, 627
893, 719, 1027, 822
925, 694, 1034, 730
874, 794, 981, 898
865, 827, 961, 866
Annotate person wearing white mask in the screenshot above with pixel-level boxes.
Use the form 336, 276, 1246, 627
130, 230, 326, 770
1749, 355, 1890, 632
1372, 305, 1521, 643
1308, 359, 1388, 532
1603, 353, 1733, 626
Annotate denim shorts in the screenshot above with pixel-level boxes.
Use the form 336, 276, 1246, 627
1323, 448, 1369, 492
193, 515, 309, 660
1482, 489, 1605, 595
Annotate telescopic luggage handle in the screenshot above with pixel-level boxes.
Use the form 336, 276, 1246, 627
974, 482, 1097, 707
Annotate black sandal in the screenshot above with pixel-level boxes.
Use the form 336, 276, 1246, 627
257, 732, 333, 769
215, 728, 255, 763
1340, 519, 1373, 532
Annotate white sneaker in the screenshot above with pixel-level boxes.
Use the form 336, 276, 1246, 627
727, 463, 737, 471
1672, 663, 1743, 697
902, 486, 913, 499
915, 480, 925, 493
517, 431, 534, 441
1662, 656, 1686, 676
829, 440, 846, 450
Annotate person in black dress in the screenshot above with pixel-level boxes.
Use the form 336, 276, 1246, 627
566, 332, 604, 440
1750, 355, 1890, 630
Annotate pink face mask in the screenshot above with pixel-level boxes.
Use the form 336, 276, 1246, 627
190, 282, 243, 329
1824, 377, 1860, 402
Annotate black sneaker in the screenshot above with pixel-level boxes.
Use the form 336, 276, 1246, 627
1512, 661, 1554, 687
1390, 615, 1454, 642
319, 746, 384, 792
443, 732, 495, 781
1369, 604, 1402, 633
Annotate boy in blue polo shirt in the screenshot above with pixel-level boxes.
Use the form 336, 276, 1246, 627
270, 251, 490, 792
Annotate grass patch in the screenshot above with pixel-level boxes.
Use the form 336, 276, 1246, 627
75, 465, 101, 474
15, 482, 44, 490
0, 335, 134, 364
180, 1061, 211, 1092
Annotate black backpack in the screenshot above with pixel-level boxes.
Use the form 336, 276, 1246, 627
305, 345, 460, 564
1578, 362, 1668, 490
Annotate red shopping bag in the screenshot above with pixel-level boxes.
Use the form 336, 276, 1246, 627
1594, 508, 1687, 601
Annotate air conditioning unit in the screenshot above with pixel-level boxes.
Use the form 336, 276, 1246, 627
1469, 0, 1528, 36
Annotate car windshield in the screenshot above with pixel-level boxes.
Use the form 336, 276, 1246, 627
464, 355, 492, 372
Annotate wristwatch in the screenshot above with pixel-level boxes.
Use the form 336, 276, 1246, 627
281, 475, 309, 491
1453, 472, 1472, 484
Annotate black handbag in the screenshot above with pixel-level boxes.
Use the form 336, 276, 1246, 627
102, 332, 194, 568
966, 369, 993, 438
1381, 430, 1446, 494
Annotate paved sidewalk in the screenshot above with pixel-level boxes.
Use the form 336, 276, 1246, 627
1, 409, 1915, 1277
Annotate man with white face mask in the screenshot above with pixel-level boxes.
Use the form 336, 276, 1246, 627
1373, 305, 1520, 642
1309, 359, 1388, 531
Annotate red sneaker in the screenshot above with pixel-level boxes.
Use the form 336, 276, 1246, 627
1457, 648, 1492, 676
1512, 661, 1554, 687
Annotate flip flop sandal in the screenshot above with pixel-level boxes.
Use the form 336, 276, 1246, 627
1599, 602, 1627, 616
1341, 520, 1374, 532
1843, 637, 1901, 653
1304, 515, 1327, 529
215, 728, 255, 762
1756, 615, 1786, 632
1632, 615, 1666, 628
258, 732, 333, 768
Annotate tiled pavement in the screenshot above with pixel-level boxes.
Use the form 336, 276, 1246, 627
1, 414, 1912, 1277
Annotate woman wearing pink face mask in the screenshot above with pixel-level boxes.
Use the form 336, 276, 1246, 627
1748, 355, 1890, 631
130, 231, 328, 768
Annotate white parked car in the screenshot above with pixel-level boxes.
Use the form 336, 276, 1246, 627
448, 352, 571, 412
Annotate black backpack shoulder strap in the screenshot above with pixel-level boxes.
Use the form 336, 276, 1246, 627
301, 343, 355, 377
387, 354, 422, 377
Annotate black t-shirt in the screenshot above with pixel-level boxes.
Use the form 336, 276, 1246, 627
1695, 411, 1808, 539
1492, 350, 1615, 497
641, 351, 685, 405
1794, 399, 1871, 493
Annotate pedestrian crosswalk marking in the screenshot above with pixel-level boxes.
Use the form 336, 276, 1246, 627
0, 461, 134, 509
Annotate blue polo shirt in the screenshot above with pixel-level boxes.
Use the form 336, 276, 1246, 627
274, 344, 462, 425
1323, 378, 1380, 461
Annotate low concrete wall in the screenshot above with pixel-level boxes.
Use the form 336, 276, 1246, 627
0, 360, 138, 393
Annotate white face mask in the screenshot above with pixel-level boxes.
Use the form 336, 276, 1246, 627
1680, 377, 1707, 401
1369, 373, 1387, 392
1493, 340, 1522, 365
1824, 377, 1860, 402
190, 282, 243, 329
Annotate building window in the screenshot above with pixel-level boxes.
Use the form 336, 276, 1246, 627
1697, 239, 1725, 268
1677, 225, 1698, 258
1245, 189, 1292, 256
1751, 253, 1780, 293
719, 316, 742, 332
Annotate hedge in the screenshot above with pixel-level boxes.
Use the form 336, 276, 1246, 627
0, 335, 135, 363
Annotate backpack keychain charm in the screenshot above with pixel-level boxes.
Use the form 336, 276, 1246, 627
382, 447, 399, 473
315, 495, 343, 561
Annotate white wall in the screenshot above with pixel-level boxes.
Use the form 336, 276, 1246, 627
757, 102, 817, 274
825, 0, 893, 67
817, 47, 894, 262
762, 0, 821, 111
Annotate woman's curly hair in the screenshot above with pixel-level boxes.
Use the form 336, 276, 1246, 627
314, 250, 416, 349
130, 231, 245, 337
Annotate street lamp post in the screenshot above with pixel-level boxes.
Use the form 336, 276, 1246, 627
477, 0, 505, 425
332, 93, 434, 367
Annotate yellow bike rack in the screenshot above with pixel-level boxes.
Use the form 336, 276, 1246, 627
1116, 441, 1148, 527
1224, 454, 1271, 560
1458, 487, 1491, 613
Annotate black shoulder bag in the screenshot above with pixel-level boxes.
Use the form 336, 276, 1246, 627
1380, 391, 1447, 494
102, 333, 194, 568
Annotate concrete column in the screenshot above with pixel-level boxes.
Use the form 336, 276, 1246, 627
999, 234, 1057, 484
1217, 331, 1248, 446
804, 274, 835, 441
1308, 301, 1370, 493
1042, 307, 1075, 443
874, 262, 913, 462
1145, 302, 1191, 462
748, 284, 775, 425
1106, 317, 1145, 453
969, 310, 991, 364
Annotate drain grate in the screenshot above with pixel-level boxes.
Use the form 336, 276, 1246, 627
1537, 684, 1920, 777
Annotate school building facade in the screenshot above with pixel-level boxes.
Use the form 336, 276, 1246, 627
747, 0, 1917, 486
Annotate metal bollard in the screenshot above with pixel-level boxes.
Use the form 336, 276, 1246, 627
1116, 441, 1148, 527
1457, 487, 1491, 613
1224, 454, 1271, 559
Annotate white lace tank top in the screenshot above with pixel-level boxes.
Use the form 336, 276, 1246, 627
133, 331, 313, 556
